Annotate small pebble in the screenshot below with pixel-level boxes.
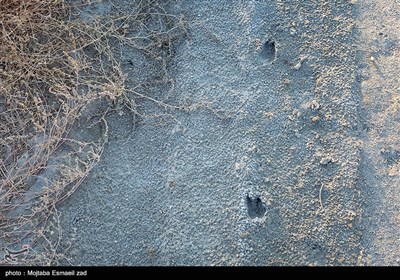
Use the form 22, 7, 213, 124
311, 116, 320, 123
293, 61, 302, 70
320, 157, 331, 165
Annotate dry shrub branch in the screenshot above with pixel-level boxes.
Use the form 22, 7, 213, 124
0, 0, 184, 265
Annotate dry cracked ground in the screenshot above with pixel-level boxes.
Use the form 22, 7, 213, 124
7, 0, 400, 266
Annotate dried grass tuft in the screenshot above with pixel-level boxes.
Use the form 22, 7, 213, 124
0, 0, 184, 265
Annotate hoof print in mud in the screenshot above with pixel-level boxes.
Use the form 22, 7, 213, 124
260, 39, 276, 61
245, 195, 266, 219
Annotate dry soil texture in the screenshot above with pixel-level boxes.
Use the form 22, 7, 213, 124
356, 0, 400, 266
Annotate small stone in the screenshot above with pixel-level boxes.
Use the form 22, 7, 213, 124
293, 61, 302, 70
292, 109, 301, 118
320, 157, 331, 165
309, 100, 320, 110
311, 116, 320, 123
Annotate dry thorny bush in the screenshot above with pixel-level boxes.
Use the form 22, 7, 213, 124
0, 0, 184, 265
